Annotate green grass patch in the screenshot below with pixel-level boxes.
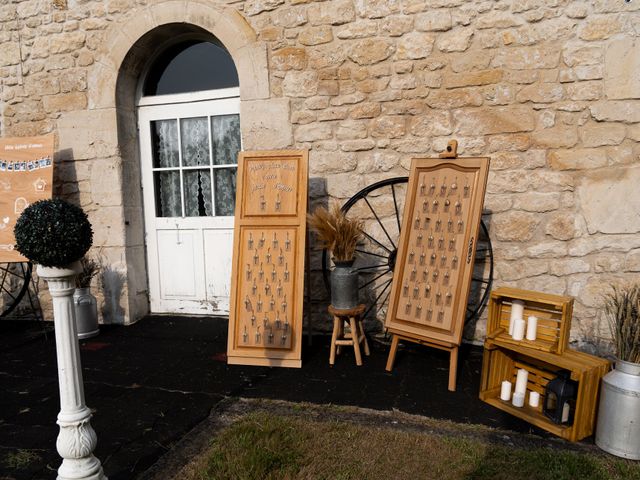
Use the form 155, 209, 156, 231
186, 412, 640, 480
2, 449, 42, 469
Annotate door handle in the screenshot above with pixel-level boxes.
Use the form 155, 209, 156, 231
175, 222, 182, 245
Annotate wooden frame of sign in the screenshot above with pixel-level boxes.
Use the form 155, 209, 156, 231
385, 143, 490, 391
0, 134, 55, 262
227, 150, 308, 368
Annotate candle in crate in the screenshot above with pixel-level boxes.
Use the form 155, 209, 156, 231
529, 391, 540, 408
526, 315, 538, 341
509, 299, 525, 336
500, 380, 512, 401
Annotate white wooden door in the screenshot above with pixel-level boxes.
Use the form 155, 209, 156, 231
138, 90, 241, 315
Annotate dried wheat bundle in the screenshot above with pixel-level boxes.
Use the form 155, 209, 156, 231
604, 284, 640, 364
308, 203, 363, 262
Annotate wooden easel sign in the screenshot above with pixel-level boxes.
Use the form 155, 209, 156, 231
0, 134, 55, 262
227, 150, 308, 368
385, 142, 489, 390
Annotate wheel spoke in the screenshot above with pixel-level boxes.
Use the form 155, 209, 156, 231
363, 279, 392, 319
472, 277, 490, 284
363, 196, 396, 250
0, 262, 33, 317
391, 183, 402, 234
361, 230, 392, 254
355, 248, 388, 259
359, 270, 391, 290
355, 264, 389, 273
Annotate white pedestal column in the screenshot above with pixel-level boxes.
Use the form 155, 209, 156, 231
38, 262, 107, 480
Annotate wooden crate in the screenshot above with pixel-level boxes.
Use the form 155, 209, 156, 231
479, 338, 610, 442
487, 287, 573, 354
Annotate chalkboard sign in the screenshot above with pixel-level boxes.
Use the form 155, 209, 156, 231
0, 134, 55, 262
227, 150, 308, 368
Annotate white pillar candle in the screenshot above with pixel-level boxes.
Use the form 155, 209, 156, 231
512, 392, 525, 408
562, 402, 571, 423
529, 391, 540, 408
500, 380, 512, 401
515, 368, 529, 394
526, 315, 538, 341
509, 300, 525, 336
513, 318, 526, 341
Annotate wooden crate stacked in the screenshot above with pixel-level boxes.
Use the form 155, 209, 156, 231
479, 287, 610, 442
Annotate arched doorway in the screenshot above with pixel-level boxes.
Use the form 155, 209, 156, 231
137, 36, 241, 315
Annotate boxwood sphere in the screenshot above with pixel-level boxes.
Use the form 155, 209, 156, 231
14, 199, 93, 268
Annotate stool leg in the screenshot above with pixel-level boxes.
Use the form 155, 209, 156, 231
359, 319, 370, 356
329, 316, 340, 365
385, 335, 400, 372
336, 318, 345, 355
448, 346, 459, 392
350, 317, 363, 366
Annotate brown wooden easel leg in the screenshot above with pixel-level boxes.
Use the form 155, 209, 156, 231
448, 346, 459, 392
350, 317, 363, 366
385, 334, 400, 372
329, 316, 339, 366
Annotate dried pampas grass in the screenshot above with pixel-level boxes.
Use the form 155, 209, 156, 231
603, 284, 640, 364
308, 204, 363, 262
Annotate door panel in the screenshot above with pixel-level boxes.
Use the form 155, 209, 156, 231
204, 228, 234, 312
156, 229, 202, 298
139, 92, 240, 315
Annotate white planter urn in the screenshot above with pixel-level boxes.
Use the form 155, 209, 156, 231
38, 262, 107, 480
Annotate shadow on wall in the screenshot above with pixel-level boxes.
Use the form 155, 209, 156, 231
101, 263, 126, 324
53, 148, 80, 203
307, 177, 331, 334
462, 209, 494, 342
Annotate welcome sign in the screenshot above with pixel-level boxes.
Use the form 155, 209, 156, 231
0, 134, 55, 262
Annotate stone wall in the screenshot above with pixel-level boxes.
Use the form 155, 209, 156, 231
1, 0, 639, 349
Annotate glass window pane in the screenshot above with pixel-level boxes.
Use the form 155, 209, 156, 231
143, 41, 239, 96
214, 168, 237, 216
211, 114, 241, 166
151, 120, 179, 168
181, 117, 210, 167
184, 169, 212, 217
154, 171, 182, 217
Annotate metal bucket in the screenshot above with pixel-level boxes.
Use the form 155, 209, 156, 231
73, 287, 100, 340
330, 260, 359, 310
595, 359, 640, 459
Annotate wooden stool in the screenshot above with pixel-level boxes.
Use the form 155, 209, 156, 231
328, 304, 370, 366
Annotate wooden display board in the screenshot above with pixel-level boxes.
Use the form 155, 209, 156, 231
0, 134, 55, 262
227, 150, 308, 368
385, 150, 489, 390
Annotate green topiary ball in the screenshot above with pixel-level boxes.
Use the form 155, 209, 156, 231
14, 199, 93, 268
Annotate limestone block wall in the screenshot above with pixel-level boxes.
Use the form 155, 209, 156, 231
0, 0, 638, 350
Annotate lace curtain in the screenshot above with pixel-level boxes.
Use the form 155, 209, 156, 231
152, 114, 240, 218
152, 120, 181, 217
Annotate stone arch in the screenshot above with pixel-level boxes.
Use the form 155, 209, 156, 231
85, 1, 291, 323
89, 0, 269, 109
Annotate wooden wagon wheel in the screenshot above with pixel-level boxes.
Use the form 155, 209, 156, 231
321, 176, 493, 327
0, 261, 33, 317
